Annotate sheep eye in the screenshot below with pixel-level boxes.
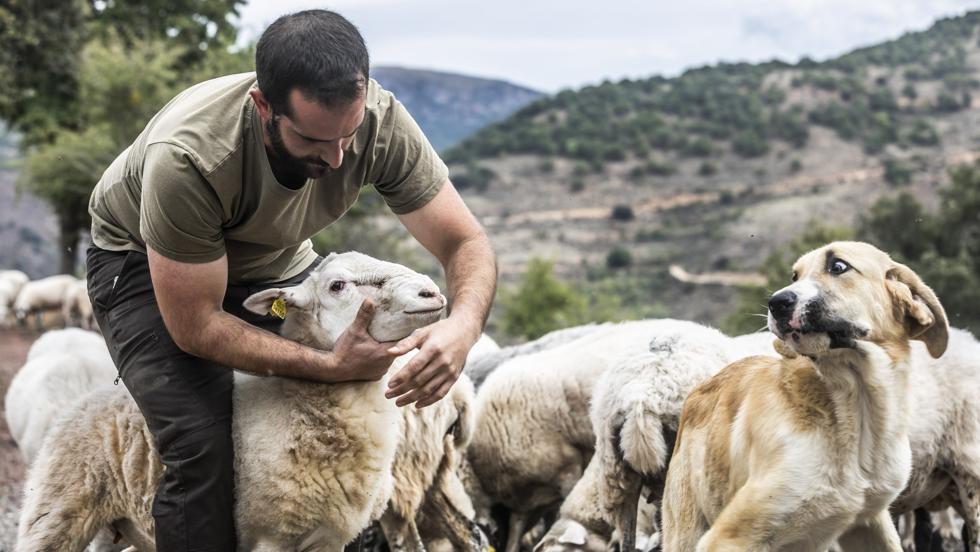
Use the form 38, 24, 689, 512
829, 259, 851, 276
329, 280, 346, 292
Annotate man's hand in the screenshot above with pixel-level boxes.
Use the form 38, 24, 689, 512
326, 300, 400, 382
384, 317, 479, 408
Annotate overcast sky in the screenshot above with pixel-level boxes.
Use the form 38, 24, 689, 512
236, 1, 980, 92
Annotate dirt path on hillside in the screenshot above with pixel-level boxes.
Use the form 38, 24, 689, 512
668, 264, 767, 287
481, 149, 980, 227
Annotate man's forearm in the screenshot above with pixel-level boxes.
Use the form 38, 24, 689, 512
442, 231, 497, 339
177, 310, 336, 381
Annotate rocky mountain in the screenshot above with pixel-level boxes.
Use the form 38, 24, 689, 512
372, 66, 542, 151
441, 11, 980, 329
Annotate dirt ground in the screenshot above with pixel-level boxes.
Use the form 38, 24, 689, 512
0, 329, 34, 550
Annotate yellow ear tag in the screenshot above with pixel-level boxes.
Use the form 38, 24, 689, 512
270, 297, 288, 319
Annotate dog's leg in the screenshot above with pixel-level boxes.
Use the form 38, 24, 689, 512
661, 467, 708, 552
836, 509, 902, 552
690, 480, 781, 552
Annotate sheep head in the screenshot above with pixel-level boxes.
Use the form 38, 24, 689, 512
243, 252, 446, 349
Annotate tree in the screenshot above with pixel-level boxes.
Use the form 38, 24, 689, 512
20, 127, 119, 272
2, 0, 245, 273
498, 259, 587, 340
0, 0, 89, 148
858, 162, 980, 333
19, 39, 184, 273
86, 0, 243, 69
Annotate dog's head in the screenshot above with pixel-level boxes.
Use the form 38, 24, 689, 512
766, 241, 948, 359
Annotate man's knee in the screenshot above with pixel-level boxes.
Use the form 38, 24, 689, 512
163, 420, 235, 471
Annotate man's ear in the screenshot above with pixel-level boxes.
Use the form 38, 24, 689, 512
885, 263, 948, 358
249, 89, 273, 122
243, 286, 314, 316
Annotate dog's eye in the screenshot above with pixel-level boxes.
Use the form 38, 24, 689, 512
791, 271, 798, 282
829, 260, 851, 275
329, 280, 347, 292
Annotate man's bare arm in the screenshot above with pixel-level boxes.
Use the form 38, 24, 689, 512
147, 246, 397, 382
385, 181, 497, 407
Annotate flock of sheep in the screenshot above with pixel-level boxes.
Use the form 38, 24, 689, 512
1, 253, 978, 551
0, 269, 95, 331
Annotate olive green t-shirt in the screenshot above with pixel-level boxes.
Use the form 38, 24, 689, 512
89, 72, 447, 284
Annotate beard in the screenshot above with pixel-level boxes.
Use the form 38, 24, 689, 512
265, 117, 330, 184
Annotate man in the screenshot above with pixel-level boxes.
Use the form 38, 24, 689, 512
86, 9, 496, 551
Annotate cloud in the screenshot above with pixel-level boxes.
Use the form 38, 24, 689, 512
236, 0, 980, 92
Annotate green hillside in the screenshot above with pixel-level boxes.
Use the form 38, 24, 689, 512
448, 11, 979, 170
437, 11, 980, 339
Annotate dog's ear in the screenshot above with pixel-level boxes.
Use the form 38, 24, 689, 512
886, 263, 948, 358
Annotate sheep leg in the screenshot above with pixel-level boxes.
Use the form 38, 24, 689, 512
379, 508, 426, 552
15, 498, 105, 552
505, 510, 529, 552
419, 489, 490, 551
112, 518, 156, 551
950, 469, 980, 552
911, 508, 934, 552
616, 481, 642, 552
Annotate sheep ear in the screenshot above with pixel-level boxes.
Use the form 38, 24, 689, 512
557, 521, 588, 545
885, 263, 948, 358
313, 252, 338, 273
242, 286, 314, 316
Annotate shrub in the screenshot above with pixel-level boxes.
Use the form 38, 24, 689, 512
606, 247, 633, 269
698, 161, 718, 176
905, 119, 939, 146
883, 158, 913, 186
611, 205, 635, 221
732, 130, 769, 158
498, 259, 587, 340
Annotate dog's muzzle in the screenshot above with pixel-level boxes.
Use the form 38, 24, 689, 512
769, 290, 868, 349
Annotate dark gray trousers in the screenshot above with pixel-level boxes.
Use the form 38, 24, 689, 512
86, 245, 317, 552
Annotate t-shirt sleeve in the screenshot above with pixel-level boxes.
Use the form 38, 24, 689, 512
139, 143, 226, 263
370, 99, 449, 214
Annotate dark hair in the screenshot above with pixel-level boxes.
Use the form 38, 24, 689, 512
255, 9, 369, 116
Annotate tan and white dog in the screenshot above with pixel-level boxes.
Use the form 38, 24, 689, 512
662, 241, 949, 551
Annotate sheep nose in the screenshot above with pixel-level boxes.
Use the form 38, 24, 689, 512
768, 290, 798, 319
418, 288, 438, 299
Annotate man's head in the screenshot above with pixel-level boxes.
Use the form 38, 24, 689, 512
252, 10, 369, 178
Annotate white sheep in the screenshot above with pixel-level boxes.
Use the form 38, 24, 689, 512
61, 278, 96, 330
464, 323, 608, 389
467, 319, 683, 552
5, 328, 116, 464
534, 325, 777, 551
0, 269, 29, 327
12, 274, 78, 329
464, 333, 501, 369
16, 251, 450, 551
382, 372, 489, 551
6, 328, 120, 552
889, 327, 980, 550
